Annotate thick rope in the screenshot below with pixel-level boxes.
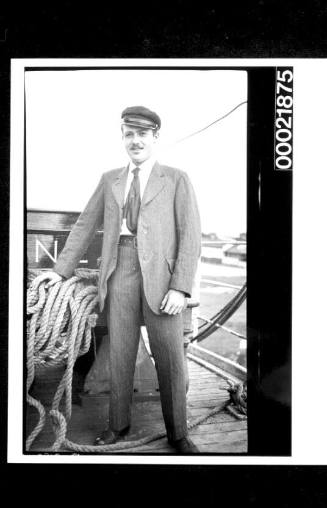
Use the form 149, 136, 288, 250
26, 269, 99, 450
26, 269, 246, 453
48, 384, 245, 453
225, 380, 247, 420
49, 402, 229, 453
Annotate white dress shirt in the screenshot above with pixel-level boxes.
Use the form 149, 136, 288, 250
120, 156, 156, 235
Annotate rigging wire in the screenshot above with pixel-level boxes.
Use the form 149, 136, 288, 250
169, 100, 248, 342
174, 100, 248, 144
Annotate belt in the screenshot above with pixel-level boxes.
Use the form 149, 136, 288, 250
118, 235, 138, 248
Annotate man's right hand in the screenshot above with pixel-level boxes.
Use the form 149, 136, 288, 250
43, 271, 63, 288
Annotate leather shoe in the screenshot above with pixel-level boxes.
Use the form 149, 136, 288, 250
94, 426, 130, 446
168, 436, 199, 454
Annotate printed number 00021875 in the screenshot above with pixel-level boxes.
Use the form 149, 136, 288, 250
275, 68, 293, 171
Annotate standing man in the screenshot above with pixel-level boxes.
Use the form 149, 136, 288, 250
45, 106, 202, 453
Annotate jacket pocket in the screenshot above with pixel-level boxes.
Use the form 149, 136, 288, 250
165, 258, 176, 274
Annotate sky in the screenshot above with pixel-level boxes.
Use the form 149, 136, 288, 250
26, 69, 247, 237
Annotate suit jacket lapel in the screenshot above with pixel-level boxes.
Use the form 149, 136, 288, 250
142, 161, 166, 206
111, 166, 129, 208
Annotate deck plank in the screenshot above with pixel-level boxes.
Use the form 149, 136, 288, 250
26, 358, 247, 454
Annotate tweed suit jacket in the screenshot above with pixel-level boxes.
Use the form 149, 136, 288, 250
54, 161, 202, 314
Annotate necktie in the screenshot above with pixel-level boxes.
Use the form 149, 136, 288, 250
123, 167, 141, 234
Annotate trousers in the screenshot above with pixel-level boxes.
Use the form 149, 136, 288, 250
106, 237, 188, 441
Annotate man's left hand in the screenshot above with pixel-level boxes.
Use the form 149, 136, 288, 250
160, 289, 186, 315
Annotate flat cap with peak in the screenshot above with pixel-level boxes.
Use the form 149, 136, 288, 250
121, 106, 161, 130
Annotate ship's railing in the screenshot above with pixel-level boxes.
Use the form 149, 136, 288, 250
193, 238, 247, 347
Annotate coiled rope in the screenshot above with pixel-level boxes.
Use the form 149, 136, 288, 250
27, 270, 245, 453
26, 269, 99, 450
225, 380, 247, 420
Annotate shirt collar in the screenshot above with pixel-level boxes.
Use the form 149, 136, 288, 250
129, 155, 156, 173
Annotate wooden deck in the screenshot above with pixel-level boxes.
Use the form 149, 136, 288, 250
26, 356, 247, 455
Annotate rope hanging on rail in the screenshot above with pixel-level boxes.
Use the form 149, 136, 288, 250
26, 271, 246, 453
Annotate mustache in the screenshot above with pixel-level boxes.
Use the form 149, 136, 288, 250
130, 144, 143, 150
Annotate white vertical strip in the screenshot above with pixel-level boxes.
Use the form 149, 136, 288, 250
8, 60, 25, 462
292, 60, 327, 463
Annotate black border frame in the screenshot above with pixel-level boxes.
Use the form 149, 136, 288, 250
1, 2, 326, 501
21, 64, 291, 457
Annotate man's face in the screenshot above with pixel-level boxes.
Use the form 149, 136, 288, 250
122, 124, 159, 164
